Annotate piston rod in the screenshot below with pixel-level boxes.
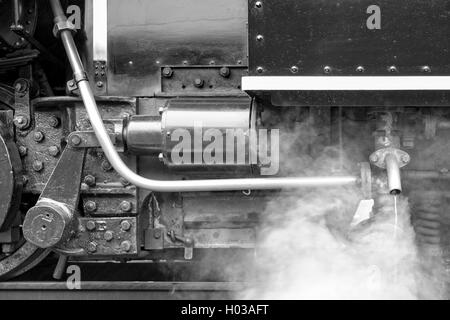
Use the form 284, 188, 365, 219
49, 0, 359, 192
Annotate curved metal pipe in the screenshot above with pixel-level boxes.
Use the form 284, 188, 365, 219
49, 0, 359, 192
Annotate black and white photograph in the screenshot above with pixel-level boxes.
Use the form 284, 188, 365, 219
0, 0, 449, 306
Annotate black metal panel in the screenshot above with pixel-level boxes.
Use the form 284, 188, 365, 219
249, 0, 450, 76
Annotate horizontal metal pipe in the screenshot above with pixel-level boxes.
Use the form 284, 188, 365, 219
50, 0, 359, 192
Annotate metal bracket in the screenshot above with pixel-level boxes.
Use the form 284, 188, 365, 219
13, 79, 32, 131
94, 60, 108, 95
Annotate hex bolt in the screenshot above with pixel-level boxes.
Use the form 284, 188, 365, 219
120, 201, 132, 213
86, 220, 96, 231
32, 160, 44, 172
120, 241, 132, 252
18, 146, 28, 157
194, 78, 204, 88
356, 66, 365, 73
48, 146, 60, 157
70, 134, 82, 146
101, 160, 113, 172
389, 66, 398, 73
324, 66, 332, 74
84, 201, 97, 213
162, 67, 173, 78
87, 242, 97, 253
256, 34, 264, 41
14, 115, 29, 130
219, 67, 231, 78
104, 231, 114, 242
48, 116, 60, 128
121, 220, 131, 231
33, 131, 44, 143
84, 175, 96, 187
255, 1, 262, 8
291, 66, 299, 73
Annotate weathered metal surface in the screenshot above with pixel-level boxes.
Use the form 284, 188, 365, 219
85, 0, 248, 96
62, 217, 138, 256
161, 66, 247, 94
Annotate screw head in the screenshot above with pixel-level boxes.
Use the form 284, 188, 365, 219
256, 34, 264, 41
291, 66, 299, 73
70, 135, 82, 146
255, 1, 262, 8
121, 220, 131, 231
84, 175, 96, 187
84, 201, 97, 213
86, 220, 96, 231
162, 67, 173, 78
324, 66, 332, 74
194, 78, 204, 88
256, 67, 264, 73
48, 146, 60, 157
104, 231, 114, 242
120, 241, 132, 252
219, 67, 231, 78
32, 160, 44, 172
356, 66, 365, 73
120, 201, 132, 213
18, 146, 28, 157
33, 131, 44, 143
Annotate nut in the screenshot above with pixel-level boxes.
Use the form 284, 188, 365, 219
84, 175, 96, 187
120, 241, 132, 252
194, 78, 204, 88
84, 201, 97, 213
120, 220, 131, 231
48, 146, 60, 157
255, 1, 262, 8
48, 116, 60, 128
219, 67, 230, 78
32, 160, 44, 172
104, 231, 114, 242
86, 220, 96, 231
14, 115, 29, 130
119, 201, 132, 213
33, 131, 44, 143
162, 67, 173, 78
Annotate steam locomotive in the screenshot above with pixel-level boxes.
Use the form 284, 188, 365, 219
0, 0, 449, 296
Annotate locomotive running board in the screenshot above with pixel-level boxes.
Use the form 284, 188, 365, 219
242, 76, 450, 91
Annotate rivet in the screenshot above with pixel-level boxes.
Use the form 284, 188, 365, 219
422, 66, 431, 73
356, 66, 365, 73
255, 1, 262, 8
256, 34, 264, 41
256, 67, 264, 73
324, 66, 332, 74
120, 241, 132, 252
290, 66, 299, 73
96, 81, 104, 88
70, 135, 82, 146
